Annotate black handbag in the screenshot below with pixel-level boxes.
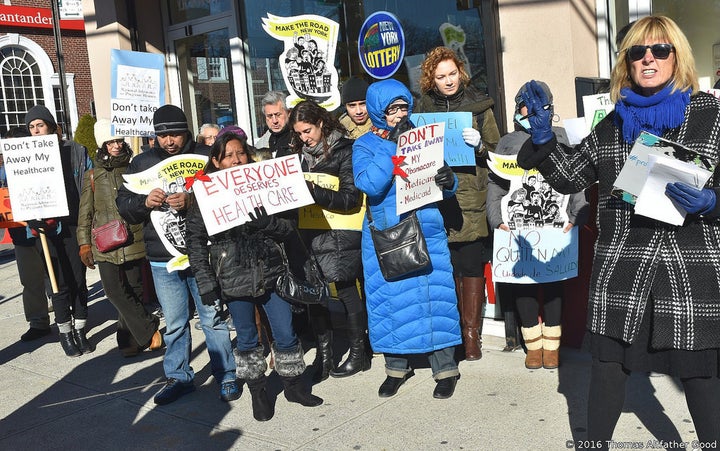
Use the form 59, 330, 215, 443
275, 227, 332, 306
369, 209, 431, 281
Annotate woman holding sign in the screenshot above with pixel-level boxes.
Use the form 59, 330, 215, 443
416, 46, 501, 361
352, 78, 462, 399
77, 119, 162, 358
517, 16, 720, 445
186, 132, 323, 422
287, 100, 369, 382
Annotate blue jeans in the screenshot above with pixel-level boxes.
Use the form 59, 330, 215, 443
226, 291, 297, 352
384, 346, 459, 380
150, 265, 234, 384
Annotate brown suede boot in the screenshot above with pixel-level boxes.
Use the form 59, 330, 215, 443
542, 323, 562, 369
521, 324, 543, 369
461, 276, 485, 360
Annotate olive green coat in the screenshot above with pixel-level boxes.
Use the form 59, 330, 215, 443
77, 148, 145, 264
416, 85, 500, 242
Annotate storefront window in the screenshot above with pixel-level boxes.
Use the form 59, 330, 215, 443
167, 0, 232, 25
241, 1, 490, 137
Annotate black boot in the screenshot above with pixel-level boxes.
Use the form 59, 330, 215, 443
309, 305, 333, 383
330, 312, 371, 378
274, 343, 323, 407
246, 375, 274, 421
282, 376, 323, 407
59, 331, 82, 357
74, 328, 95, 354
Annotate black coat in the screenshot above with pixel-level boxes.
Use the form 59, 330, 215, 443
295, 136, 363, 282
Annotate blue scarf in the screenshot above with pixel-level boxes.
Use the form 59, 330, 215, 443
614, 84, 690, 144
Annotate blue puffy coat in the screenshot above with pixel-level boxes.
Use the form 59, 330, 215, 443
352, 79, 462, 354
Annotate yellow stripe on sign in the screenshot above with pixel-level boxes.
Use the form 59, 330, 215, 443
299, 173, 365, 230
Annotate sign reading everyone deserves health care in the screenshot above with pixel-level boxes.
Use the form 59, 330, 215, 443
1, 134, 69, 221
194, 154, 315, 235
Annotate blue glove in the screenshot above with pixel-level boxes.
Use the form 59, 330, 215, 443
665, 182, 717, 215
520, 80, 553, 145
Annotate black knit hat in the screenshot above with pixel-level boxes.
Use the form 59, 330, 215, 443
342, 77, 369, 104
153, 104, 189, 135
25, 105, 57, 130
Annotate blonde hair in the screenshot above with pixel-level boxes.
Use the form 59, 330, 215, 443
611, 15, 698, 102
419, 46, 470, 94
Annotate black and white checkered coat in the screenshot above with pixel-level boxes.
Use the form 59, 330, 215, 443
518, 92, 720, 350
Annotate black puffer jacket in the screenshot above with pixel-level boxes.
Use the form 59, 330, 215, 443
116, 135, 209, 262
186, 197, 294, 301
296, 136, 363, 282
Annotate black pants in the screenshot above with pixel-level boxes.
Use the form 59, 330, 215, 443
98, 260, 158, 348
38, 226, 87, 325
497, 281, 563, 328
587, 358, 720, 448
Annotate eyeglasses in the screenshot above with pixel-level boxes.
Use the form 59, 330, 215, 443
107, 139, 124, 146
627, 44, 674, 62
384, 104, 409, 115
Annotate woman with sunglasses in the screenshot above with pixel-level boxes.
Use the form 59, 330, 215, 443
186, 132, 323, 421
415, 46, 501, 361
353, 78, 462, 399
518, 16, 720, 446
286, 100, 369, 382
77, 119, 162, 357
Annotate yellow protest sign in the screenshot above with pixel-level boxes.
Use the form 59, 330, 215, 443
299, 173, 365, 230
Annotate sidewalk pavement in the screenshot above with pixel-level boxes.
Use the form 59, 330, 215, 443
0, 245, 705, 450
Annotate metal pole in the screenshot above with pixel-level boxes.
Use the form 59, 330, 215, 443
50, 0, 72, 140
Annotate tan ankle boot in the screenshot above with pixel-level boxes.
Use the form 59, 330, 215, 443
521, 324, 543, 369
542, 323, 561, 369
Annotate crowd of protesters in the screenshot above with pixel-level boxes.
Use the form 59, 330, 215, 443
3, 15, 718, 444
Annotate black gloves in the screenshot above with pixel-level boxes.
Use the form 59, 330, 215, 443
434, 164, 455, 190
247, 205, 272, 229
520, 80, 554, 145
200, 290, 219, 306
388, 116, 414, 143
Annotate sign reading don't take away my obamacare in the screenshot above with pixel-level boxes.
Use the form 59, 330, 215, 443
1, 135, 68, 221
262, 14, 341, 110
358, 11, 405, 79
395, 123, 445, 215
193, 155, 315, 236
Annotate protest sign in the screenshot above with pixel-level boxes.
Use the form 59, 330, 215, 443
262, 14, 340, 110
411, 112, 473, 166
492, 227, 579, 284
193, 155, 314, 236
582, 92, 613, 133
1, 135, 68, 221
394, 123, 445, 215
298, 173, 365, 230
123, 154, 207, 271
110, 49, 165, 137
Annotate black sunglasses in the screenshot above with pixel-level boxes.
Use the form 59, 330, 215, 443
385, 103, 409, 115
627, 44, 674, 62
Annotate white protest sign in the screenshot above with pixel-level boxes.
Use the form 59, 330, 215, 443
492, 227, 579, 284
395, 123, 445, 215
110, 49, 165, 137
582, 92, 613, 133
1, 135, 69, 221
122, 154, 207, 272
193, 155, 314, 236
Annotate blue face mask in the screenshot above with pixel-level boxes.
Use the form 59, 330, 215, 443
514, 113, 531, 131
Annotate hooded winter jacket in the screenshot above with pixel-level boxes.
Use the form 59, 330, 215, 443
352, 79, 462, 354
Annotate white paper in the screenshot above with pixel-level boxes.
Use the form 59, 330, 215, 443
634, 154, 713, 225
562, 117, 588, 146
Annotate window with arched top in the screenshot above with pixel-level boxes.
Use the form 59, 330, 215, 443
0, 46, 45, 130
0, 33, 77, 137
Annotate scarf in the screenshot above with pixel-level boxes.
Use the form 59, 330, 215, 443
371, 125, 391, 140
614, 84, 690, 144
302, 129, 343, 169
95, 146, 132, 170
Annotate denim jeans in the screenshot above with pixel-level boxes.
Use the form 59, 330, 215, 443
226, 291, 297, 352
150, 264, 234, 384
384, 346, 459, 380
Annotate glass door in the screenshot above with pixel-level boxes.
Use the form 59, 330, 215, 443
166, 12, 249, 138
